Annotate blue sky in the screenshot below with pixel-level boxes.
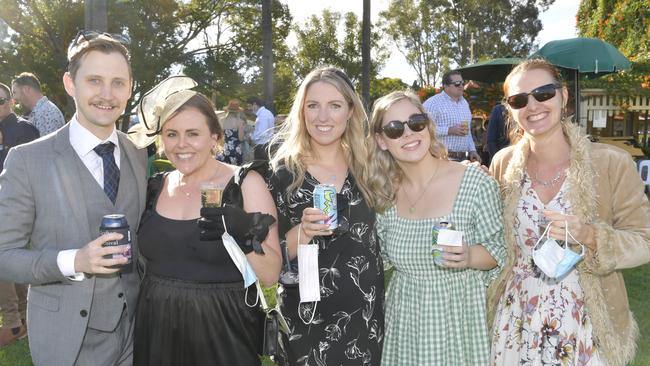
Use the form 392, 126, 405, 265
282, 0, 582, 85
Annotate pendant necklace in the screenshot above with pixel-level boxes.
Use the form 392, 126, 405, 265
401, 163, 440, 214
533, 169, 566, 187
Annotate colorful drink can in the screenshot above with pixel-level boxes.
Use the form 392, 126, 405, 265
313, 184, 338, 230
431, 221, 451, 265
100, 214, 132, 265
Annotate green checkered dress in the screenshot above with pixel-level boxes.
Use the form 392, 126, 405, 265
377, 167, 506, 365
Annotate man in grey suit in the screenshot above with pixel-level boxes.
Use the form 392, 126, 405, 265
0, 32, 146, 365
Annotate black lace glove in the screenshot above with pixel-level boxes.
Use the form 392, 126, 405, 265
198, 205, 276, 254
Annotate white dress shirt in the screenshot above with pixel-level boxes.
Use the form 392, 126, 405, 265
57, 116, 120, 278
251, 106, 275, 145
423, 91, 476, 153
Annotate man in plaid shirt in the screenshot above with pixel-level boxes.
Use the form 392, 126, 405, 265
423, 70, 481, 163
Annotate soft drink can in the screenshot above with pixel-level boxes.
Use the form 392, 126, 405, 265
313, 184, 338, 230
100, 214, 132, 264
431, 221, 451, 265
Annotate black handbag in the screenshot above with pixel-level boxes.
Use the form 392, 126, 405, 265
255, 282, 290, 361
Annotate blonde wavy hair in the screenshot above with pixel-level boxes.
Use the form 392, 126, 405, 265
269, 66, 373, 204
504, 58, 570, 144
366, 90, 447, 213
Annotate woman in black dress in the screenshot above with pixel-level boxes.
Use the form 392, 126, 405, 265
267, 66, 384, 365
128, 76, 281, 365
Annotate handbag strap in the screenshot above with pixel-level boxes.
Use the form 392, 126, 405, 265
256, 280, 270, 312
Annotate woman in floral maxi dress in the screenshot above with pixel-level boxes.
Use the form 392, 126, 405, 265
489, 59, 650, 366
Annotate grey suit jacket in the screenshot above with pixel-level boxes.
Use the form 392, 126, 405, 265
0, 124, 147, 365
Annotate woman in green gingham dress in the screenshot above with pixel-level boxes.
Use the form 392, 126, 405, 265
367, 91, 506, 365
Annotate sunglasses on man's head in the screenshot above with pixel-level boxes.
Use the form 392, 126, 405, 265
0, 97, 8, 105
448, 80, 465, 87
506, 83, 562, 109
68, 30, 131, 53
377, 113, 430, 139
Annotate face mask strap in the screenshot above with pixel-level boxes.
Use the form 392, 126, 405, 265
565, 224, 585, 256
221, 215, 229, 235
534, 221, 554, 250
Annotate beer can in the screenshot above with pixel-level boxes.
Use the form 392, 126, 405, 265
100, 214, 132, 264
431, 221, 451, 265
313, 184, 338, 230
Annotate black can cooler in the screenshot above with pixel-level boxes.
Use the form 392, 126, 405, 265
99, 214, 132, 265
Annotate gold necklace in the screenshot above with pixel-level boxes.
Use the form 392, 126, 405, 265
401, 163, 440, 214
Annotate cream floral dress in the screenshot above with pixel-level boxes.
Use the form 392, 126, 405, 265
491, 172, 605, 366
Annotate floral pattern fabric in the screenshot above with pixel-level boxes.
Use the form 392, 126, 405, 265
268, 168, 384, 366
491, 173, 604, 365
217, 128, 243, 165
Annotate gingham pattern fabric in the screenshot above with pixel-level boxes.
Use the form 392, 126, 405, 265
93, 142, 119, 204
377, 167, 506, 366
423, 91, 476, 153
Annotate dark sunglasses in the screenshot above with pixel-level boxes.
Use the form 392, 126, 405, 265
448, 80, 465, 87
68, 30, 131, 53
0, 97, 8, 105
378, 113, 429, 139
506, 83, 561, 109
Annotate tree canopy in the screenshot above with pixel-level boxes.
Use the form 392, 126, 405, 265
0, 0, 294, 122
380, 0, 554, 86
292, 9, 388, 85
577, 0, 650, 102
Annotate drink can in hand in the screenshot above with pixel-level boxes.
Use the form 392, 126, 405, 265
431, 221, 451, 265
100, 214, 132, 265
313, 184, 338, 230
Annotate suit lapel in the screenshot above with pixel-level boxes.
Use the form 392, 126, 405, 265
117, 132, 145, 223
52, 125, 93, 239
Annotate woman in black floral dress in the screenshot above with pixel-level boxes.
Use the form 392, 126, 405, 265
267, 66, 384, 365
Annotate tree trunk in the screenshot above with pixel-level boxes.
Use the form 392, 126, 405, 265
84, 0, 107, 32
361, 0, 371, 112
262, 0, 274, 113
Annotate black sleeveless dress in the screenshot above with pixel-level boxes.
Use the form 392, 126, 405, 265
133, 168, 264, 366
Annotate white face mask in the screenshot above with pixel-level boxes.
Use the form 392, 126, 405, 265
220, 216, 257, 288
296, 224, 320, 325
532, 221, 585, 279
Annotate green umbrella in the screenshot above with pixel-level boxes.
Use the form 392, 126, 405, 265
457, 57, 523, 83
531, 37, 631, 74
531, 37, 631, 124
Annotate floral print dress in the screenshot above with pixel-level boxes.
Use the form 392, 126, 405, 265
491, 172, 605, 365
217, 128, 243, 165
268, 168, 384, 366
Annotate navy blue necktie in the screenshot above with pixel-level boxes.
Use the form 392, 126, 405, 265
93, 142, 119, 204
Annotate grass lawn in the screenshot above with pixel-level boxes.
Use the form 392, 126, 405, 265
3, 266, 649, 365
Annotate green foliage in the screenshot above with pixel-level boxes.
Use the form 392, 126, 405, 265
181, 0, 294, 112
576, 0, 650, 109
0, 0, 294, 125
369, 77, 409, 106
577, 0, 650, 62
624, 264, 650, 366
380, 0, 554, 86
292, 9, 388, 83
